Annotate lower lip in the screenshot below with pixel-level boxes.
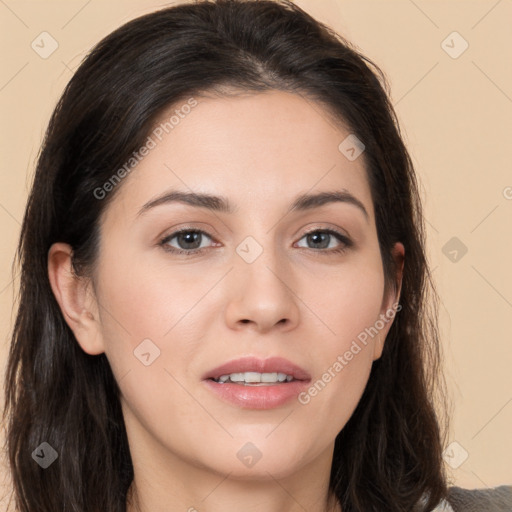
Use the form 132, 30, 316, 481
202, 379, 310, 409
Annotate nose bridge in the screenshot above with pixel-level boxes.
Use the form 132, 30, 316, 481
236, 232, 291, 298
225, 231, 300, 331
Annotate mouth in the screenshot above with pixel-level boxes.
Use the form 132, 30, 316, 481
202, 355, 311, 384
201, 356, 311, 409
210, 371, 297, 386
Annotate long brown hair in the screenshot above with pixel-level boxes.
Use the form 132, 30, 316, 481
2, 1, 450, 510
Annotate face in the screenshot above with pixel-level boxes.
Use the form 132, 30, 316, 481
66, 90, 403, 481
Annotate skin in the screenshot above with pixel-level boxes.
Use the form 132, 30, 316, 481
48, 90, 404, 512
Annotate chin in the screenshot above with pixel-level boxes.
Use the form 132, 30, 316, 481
213, 458, 304, 482
196, 441, 311, 481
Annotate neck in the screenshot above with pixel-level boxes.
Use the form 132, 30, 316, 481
124, 449, 341, 512
126, 480, 341, 512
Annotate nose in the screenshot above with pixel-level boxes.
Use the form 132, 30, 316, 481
224, 244, 300, 334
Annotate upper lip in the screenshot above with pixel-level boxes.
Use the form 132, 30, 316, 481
202, 356, 311, 381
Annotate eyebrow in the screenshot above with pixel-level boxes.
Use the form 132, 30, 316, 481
137, 189, 369, 222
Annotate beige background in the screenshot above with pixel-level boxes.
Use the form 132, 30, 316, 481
1, 0, 511, 505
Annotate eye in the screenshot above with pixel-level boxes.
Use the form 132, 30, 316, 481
295, 229, 352, 254
159, 229, 215, 255
159, 227, 352, 257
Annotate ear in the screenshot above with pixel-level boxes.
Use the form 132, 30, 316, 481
47, 242, 105, 355
372, 242, 405, 360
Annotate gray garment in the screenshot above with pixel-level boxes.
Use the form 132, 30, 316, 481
446, 485, 512, 512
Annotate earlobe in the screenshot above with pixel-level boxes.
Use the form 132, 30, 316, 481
47, 242, 105, 355
372, 333, 384, 361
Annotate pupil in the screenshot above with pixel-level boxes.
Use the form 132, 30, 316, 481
309, 232, 329, 249
179, 231, 200, 249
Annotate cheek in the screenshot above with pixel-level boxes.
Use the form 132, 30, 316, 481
301, 251, 385, 345
96, 244, 214, 337
93, 257, 216, 453
295, 255, 384, 419
93, 249, 206, 384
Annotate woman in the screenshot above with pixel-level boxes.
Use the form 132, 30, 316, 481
3, 1, 509, 511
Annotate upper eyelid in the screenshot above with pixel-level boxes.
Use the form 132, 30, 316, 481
161, 227, 352, 247
161, 227, 215, 242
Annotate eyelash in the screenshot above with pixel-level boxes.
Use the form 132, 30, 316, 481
159, 227, 353, 257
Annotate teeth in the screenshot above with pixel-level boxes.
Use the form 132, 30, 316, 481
213, 372, 295, 384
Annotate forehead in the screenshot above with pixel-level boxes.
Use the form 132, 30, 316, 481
102, 90, 374, 223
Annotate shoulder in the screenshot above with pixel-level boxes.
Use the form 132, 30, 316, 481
435, 485, 512, 512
